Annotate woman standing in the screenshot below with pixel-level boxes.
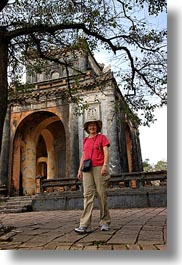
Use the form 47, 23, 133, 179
74, 119, 111, 234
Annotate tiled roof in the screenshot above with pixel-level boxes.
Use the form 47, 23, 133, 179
9, 71, 114, 102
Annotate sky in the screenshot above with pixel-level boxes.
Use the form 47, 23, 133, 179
139, 106, 167, 164
132, 6, 167, 165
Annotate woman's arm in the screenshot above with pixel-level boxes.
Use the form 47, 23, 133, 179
101, 146, 109, 175
77, 153, 84, 180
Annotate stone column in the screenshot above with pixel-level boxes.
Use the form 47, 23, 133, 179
0, 106, 10, 191
104, 97, 122, 175
21, 136, 36, 195
69, 104, 79, 178
131, 128, 143, 172
118, 112, 129, 172
47, 146, 57, 179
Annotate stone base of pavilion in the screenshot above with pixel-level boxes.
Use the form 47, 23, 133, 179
32, 186, 167, 211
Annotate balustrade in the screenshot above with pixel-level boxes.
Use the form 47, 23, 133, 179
35, 170, 167, 194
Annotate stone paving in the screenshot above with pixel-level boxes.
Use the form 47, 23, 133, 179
0, 207, 167, 250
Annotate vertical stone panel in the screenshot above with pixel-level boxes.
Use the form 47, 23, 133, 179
11, 137, 21, 194
69, 103, 79, 178
47, 146, 57, 179
131, 129, 143, 172
21, 136, 36, 195
0, 106, 10, 189
78, 114, 84, 161
118, 112, 129, 172
104, 94, 122, 175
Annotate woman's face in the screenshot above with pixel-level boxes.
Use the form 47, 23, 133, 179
87, 122, 97, 135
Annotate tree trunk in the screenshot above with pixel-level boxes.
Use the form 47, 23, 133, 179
0, 34, 8, 155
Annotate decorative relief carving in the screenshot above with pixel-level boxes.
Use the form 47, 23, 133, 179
84, 103, 101, 121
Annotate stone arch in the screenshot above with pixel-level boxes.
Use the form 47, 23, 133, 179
11, 111, 66, 196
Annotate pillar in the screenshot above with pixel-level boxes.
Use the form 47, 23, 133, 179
21, 136, 36, 195
118, 112, 129, 172
69, 103, 79, 178
131, 128, 143, 172
0, 106, 10, 192
105, 98, 122, 175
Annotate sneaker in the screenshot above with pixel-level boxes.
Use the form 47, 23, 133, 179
74, 226, 93, 234
74, 226, 87, 234
100, 224, 109, 231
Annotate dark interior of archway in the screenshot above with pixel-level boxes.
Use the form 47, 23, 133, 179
37, 135, 47, 158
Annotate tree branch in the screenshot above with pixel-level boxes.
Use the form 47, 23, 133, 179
8, 20, 141, 98
7, 22, 118, 53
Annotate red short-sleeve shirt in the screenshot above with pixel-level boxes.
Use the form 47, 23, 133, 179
83, 133, 110, 167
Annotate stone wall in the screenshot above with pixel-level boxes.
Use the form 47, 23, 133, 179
32, 187, 167, 211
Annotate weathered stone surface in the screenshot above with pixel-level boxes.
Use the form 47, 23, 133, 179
31, 187, 167, 211
0, 208, 167, 250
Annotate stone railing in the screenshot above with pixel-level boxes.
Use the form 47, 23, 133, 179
35, 170, 167, 194
35, 176, 82, 193
108, 170, 167, 189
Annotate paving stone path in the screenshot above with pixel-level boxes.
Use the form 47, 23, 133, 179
0, 207, 167, 250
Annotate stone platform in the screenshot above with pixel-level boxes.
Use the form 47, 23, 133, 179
32, 187, 167, 211
0, 207, 167, 250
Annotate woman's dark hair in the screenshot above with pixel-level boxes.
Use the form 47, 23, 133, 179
85, 121, 101, 133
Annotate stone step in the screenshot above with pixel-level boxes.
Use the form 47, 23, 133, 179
6, 196, 33, 201
0, 206, 27, 213
0, 208, 27, 213
0, 196, 34, 213
0, 204, 31, 210
5, 200, 32, 206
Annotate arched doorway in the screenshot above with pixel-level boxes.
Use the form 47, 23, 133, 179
11, 111, 66, 196
36, 156, 48, 178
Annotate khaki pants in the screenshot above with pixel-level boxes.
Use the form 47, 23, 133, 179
80, 166, 111, 227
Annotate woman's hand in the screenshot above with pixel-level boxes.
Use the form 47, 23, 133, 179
77, 170, 83, 180
101, 165, 108, 176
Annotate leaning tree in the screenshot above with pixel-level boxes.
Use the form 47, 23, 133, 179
0, 0, 167, 153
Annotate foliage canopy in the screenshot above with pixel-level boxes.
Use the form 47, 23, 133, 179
0, 0, 167, 151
